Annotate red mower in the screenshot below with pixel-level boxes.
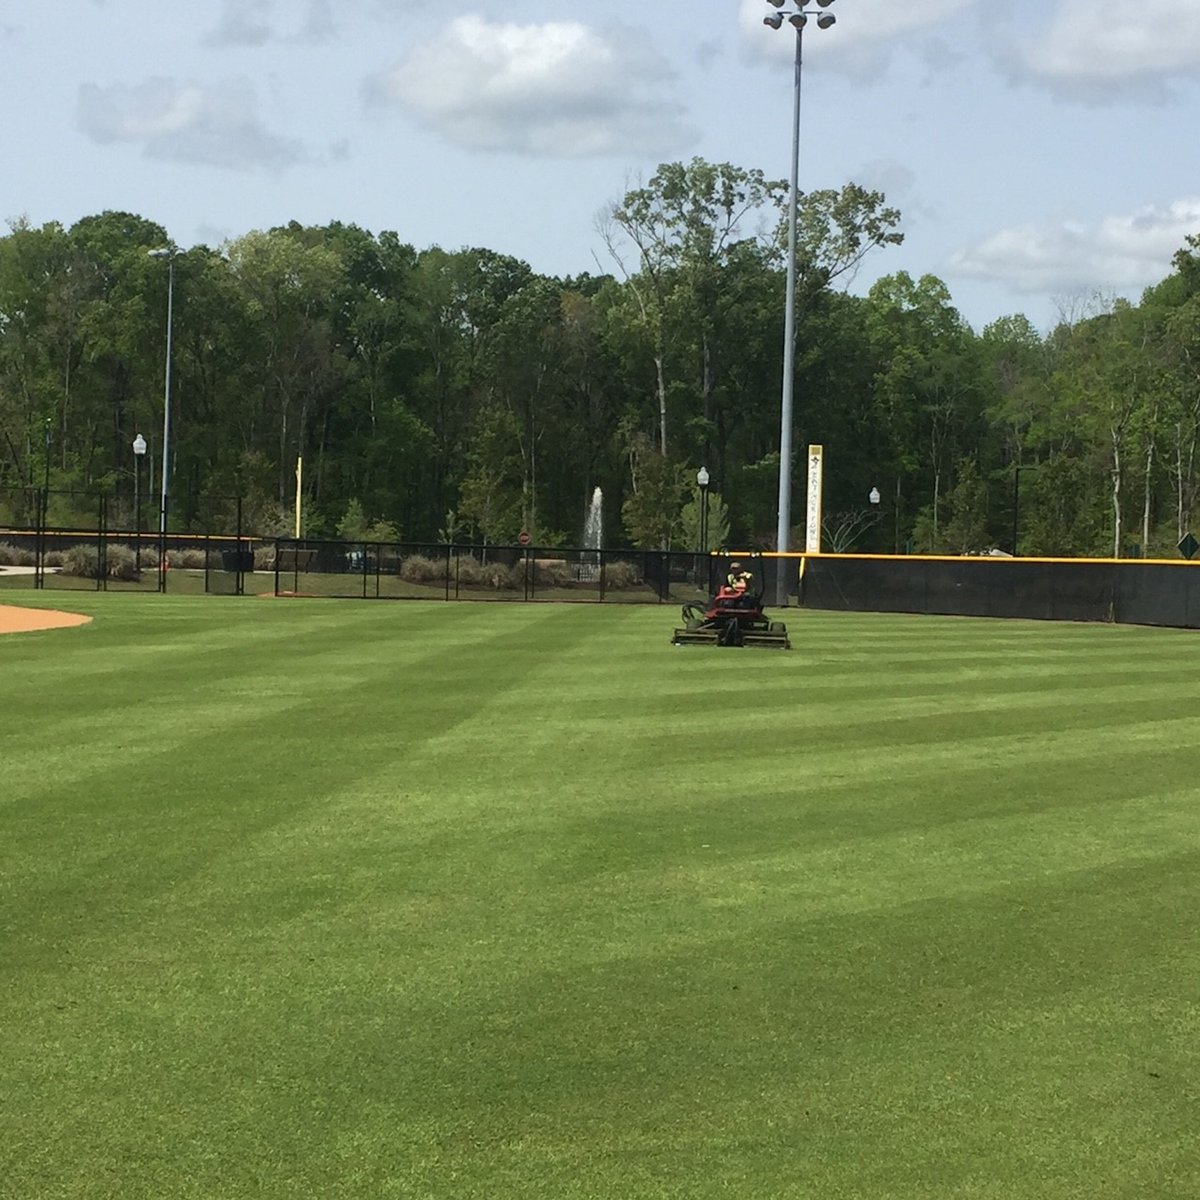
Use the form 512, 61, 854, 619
671, 585, 791, 650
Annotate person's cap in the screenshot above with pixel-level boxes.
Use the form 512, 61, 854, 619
730, 561, 741, 568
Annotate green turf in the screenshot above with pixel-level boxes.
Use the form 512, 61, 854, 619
2, 596, 1198, 1199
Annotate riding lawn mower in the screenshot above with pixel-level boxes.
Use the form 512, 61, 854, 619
671, 590, 791, 650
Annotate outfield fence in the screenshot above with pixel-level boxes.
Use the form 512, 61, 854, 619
0, 490, 735, 605
269, 538, 726, 606
10, 492, 1200, 629
0, 487, 257, 596
795, 552, 1200, 630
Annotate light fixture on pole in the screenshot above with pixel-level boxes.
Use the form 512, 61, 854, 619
148, 246, 178, 573
868, 486, 880, 506
697, 466, 711, 554
763, 0, 836, 591
132, 433, 147, 571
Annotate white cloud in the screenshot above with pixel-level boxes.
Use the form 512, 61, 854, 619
369, 15, 695, 157
77, 78, 306, 170
1019, 0, 1200, 93
737, 0, 976, 76
951, 197, 1200, 293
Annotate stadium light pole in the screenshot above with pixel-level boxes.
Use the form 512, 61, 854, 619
148, 246, 178, 556
697, 466, 710, 553
763, 0, 836, 595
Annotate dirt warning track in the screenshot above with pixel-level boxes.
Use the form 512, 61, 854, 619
0, 604, 93, 635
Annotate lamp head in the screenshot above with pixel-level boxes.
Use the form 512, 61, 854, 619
697, 466, 710, 488
133, 434, 147, 456
816, 12, 835, 28
763, 13, 784, 28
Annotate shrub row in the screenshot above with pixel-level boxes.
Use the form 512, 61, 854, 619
53, 543, 228, 579
18, 542, 643, 591
399, 554, 640, 590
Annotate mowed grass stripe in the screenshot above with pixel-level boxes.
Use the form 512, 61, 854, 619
2, 599, 1199, 1198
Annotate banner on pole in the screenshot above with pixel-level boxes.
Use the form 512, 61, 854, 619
805, 444, 823, 553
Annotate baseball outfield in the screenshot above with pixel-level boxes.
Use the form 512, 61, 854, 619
2, 596, 1197, 1198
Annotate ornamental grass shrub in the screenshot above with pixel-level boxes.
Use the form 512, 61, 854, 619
454, 555, 485, 587
59, 544, 142, 581
603, 560, 639, 589
59, 545, 99, 578
399, 553, 447, 584
168, 547, 207, 570
451, 555, 518, 589
0, 542, 36, 567
531, 558, 573, 588
104, 545, 139, 581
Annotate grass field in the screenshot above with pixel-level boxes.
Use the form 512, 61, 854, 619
2, 595, 1198, 1199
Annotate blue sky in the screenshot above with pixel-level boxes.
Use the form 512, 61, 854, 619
3, 0, 1200, 332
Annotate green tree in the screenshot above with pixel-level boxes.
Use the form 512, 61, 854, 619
619, 423, 690, 549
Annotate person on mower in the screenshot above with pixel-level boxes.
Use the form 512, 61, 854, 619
717, 561, 755, 607
727, 562, 752, 593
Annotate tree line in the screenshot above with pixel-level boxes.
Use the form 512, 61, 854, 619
3, 158, 1200, 557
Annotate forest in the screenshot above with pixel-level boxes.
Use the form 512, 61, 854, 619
3, 157, 1200, 558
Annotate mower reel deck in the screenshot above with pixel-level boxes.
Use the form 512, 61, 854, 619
671, 595, 791, 650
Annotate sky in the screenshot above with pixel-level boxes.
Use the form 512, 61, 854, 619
3, 0, 1200, 333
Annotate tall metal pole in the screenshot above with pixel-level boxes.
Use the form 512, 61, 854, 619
775, 22, 803, 557
159, 255, 174, 546
1011, 466, 1021, 557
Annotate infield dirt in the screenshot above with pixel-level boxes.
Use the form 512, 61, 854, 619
0, 604, 92, 635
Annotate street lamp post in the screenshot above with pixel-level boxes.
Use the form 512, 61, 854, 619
132, 433, 147, 571
697, 466, 711, 595
148, 246, 178, 583
764, 0, 835, 599
38, 417, 51, 590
